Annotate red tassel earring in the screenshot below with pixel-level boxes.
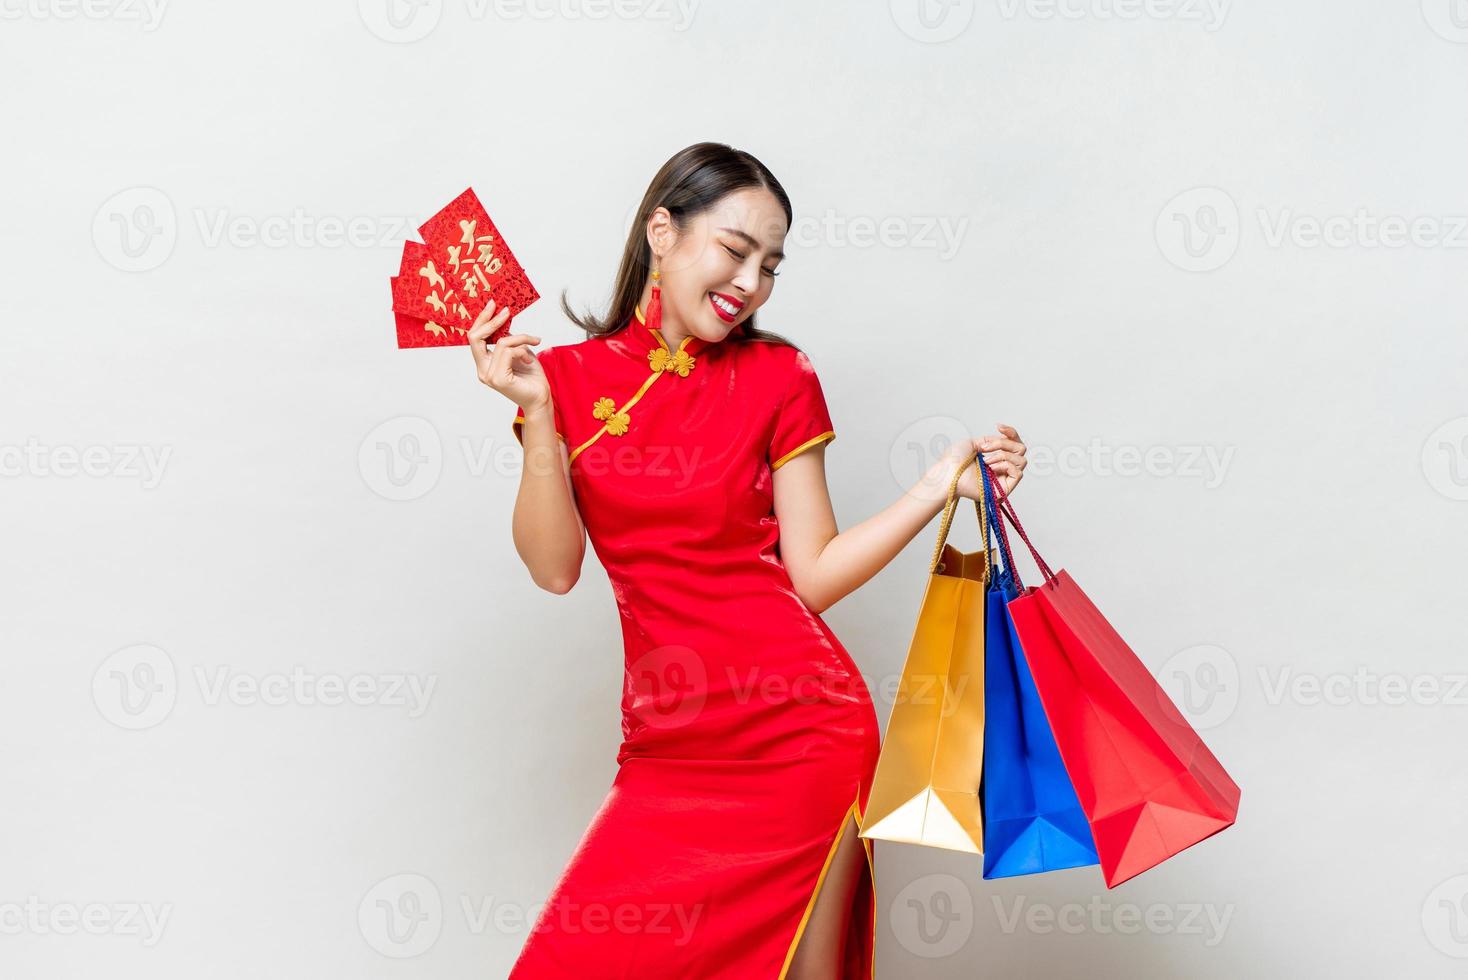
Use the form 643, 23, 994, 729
645, 262, 662, 335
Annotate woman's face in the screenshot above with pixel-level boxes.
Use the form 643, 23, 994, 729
647, 187, 788, 342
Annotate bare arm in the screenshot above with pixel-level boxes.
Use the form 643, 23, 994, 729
468, 304, 586, 594
511, 404, 586, 594
773, 426, 1029, 614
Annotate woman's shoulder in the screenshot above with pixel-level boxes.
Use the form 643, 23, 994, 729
528, 333, 611, 372
732, 335, 825, 385
730, 334, 810, 367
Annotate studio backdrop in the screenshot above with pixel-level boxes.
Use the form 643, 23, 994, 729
3, 2, 1465, 977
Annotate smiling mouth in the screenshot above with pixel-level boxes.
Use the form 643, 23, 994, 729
707, 291, 743, 322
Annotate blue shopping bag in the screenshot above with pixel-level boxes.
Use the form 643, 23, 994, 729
978, 458, 1100, 879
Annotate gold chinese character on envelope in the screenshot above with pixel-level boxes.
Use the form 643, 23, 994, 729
390, 187, 540, 349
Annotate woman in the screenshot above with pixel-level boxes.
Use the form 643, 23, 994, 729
470, 142, 1028, 979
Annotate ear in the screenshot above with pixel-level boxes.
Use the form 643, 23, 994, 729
645, 206, 676, 260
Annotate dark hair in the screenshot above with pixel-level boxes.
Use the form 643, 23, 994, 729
560, 142, 797, 348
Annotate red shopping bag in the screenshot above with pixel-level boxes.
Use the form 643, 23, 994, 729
988, 480, 1240, 888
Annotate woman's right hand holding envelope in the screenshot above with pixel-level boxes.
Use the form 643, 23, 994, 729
468, 299, 552, 418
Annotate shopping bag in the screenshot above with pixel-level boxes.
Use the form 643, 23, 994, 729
987, 474, 1241, 887
859, 455, 989, 854
977, 458, 1100, 879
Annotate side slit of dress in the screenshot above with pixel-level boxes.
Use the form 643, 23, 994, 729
776, 789, 878, 979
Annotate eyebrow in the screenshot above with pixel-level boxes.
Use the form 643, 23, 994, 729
718, 227, 785, 261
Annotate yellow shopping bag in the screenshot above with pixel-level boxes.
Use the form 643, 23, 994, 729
859, 454, 990, 854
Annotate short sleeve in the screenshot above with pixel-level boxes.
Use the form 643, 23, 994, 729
511, 349, 567, 446
768, 349, 836, 470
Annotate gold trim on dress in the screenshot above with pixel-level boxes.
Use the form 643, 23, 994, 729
777, 792, 877, 980
771, 430, 836, 471
512, 414, 567, 443
568, 369, 666, 463
637, 303, 699, 377
564, 306, 701, 464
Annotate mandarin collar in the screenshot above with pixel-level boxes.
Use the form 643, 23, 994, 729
603, 304, 750, 370
633, 303, 714, 359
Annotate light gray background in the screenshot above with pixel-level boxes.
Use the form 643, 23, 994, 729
3, 1, 1465, 977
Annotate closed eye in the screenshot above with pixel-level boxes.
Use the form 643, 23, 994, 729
723, 243, 780, 278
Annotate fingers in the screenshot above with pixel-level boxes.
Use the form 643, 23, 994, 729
980, 462, 1019, 498
982, 453, 1026, 497
471, 325, 540, 389
996, 423, 1021, 440
947, 431, 1028, 475
481, 331, 541, 350
980, 437, 1026, 455
981, 450, 1026, 472
985, 459, 1018, 481
979, 424, 1025, 451
467, 299, 513, 340
467, 301, 518, 362
976, 426, 1027, 494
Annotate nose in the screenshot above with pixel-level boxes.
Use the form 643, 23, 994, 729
730, 261, 758, 294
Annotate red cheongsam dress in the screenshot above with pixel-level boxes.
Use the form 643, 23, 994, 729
505, 306, 882, 978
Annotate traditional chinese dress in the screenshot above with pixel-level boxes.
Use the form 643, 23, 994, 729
506, 306, 881, 978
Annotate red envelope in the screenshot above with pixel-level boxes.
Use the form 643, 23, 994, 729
394, 310, 458, 349
390, 187, 539, 349
391, 242, 462, 349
